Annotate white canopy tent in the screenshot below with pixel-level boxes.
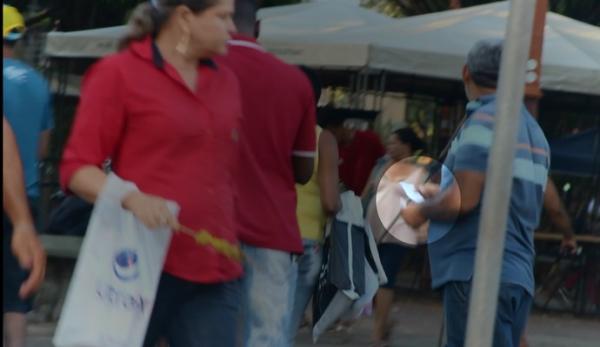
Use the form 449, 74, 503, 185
255, 0, 394, 69
42, 0, 387, 63
44, 0, 600, 95
258, 0, 600, 95
45, 25, 126, 59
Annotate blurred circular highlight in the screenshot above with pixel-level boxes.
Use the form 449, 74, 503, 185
365, 155, 460, 246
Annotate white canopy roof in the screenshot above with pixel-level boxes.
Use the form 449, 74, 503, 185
258, 0, 600, 95
44, 0, 600, 95
255, 0, 394, 69
45, 25, 125, 59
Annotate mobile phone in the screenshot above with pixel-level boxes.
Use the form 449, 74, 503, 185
399, 182, 425, 204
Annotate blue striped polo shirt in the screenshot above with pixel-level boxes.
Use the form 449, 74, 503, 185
428, 94, 550, 296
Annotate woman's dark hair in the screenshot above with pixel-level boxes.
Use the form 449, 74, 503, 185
393, 127, 426, 155
119, 0, 218, 50
317, 107, 346, 129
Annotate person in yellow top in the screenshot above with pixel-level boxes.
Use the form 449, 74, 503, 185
288, 67, 359, 344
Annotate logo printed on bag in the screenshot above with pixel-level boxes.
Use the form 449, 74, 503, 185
96, 283, 146, 314
113, 249, 139, 281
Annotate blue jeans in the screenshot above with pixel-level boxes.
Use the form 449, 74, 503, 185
287, 239, 323, 344
143, 273, 241, 347
443, 281, 532, 347
240, 244, 298, 347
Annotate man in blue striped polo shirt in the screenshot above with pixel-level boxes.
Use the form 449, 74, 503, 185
402, 39, 550, 347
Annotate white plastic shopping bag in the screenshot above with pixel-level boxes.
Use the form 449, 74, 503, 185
53, 173, 178, 347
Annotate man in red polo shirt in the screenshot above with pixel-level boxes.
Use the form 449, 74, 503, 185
217, 1, 316, 346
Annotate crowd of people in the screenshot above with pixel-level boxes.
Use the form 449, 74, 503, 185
2, 1, 584, 347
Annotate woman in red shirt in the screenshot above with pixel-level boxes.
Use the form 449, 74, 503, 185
60, 1, 242, 346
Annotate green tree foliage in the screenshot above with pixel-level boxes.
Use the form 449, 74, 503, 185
7, 0, 309, 32
365, 0, 600, 25
5, 0, 145, 31
548, 0, 600, 26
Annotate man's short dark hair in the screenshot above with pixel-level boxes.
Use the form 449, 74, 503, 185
466, 39, 503, 88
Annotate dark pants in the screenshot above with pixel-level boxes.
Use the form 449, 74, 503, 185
143, 272, 241, 347
3, 198, 38, 313
378, 243, 407, 289
443, 281, 532, 347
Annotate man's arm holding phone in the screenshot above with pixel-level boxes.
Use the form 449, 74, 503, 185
402, 170, 484, 227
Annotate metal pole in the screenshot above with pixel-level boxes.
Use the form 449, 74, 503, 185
360, 70, 368, 109
348, 73, 356, 108
464, 1, 537, 347
378, 71, 386, 111
524, 0, 548, 117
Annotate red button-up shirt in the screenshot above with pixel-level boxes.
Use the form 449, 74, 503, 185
217, 34, 316, 253
60, 37, 243, 283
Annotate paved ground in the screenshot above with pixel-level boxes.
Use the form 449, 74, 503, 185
26, 294, 599, 347
295, 296, 600, 347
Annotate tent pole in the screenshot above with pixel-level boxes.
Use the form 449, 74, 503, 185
348, 72, 356, 109
361, 69, 369, 109
354, 71, 362, 109
524, 0, 548, 118
368, 71, 376, 111
365, 71, 369, 109
378, 71, 387, 112
353, 71, 362, 109
464, 1, 537, 347
589, 119, 600, 229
